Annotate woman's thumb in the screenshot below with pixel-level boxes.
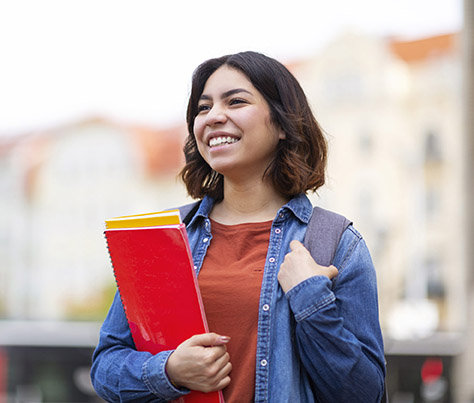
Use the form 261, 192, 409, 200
189, 332, 230, 347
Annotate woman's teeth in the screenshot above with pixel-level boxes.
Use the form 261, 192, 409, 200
209, 136, 239, 147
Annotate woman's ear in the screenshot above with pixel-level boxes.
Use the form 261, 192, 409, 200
278, 128, 286, 140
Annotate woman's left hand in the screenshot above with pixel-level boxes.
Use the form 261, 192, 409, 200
278, 240, 338, 293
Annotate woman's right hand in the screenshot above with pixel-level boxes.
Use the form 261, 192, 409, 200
165, 333, 232, 393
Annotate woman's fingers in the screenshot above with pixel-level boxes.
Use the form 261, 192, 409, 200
165, 333, 232, 392
210, 359, 232, 391
278, 240, 339, 293
199, 352, 232, 392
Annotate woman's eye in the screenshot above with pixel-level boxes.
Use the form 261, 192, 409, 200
229, 98, 247, 106
197, 104, 211, 113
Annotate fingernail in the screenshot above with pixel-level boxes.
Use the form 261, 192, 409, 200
219, 336, 230, 343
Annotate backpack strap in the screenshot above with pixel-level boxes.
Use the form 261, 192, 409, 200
303, 206, 352, 266
177, 201, 202, 226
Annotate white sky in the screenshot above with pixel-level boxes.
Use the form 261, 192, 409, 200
0, 0, 463, 136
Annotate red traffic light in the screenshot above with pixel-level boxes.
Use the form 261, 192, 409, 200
421, 358, 443, 384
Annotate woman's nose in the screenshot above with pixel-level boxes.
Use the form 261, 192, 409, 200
205, 104, 227, 126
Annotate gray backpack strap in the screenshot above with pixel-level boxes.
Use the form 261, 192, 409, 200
303, 207, 352, 266
177, 201, 201, 226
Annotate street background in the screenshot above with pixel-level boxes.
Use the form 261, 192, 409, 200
0, 0, 472, 402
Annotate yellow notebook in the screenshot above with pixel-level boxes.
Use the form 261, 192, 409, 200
105, 209, 181, 229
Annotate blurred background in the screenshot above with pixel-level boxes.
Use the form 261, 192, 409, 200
0, 0, 472, 401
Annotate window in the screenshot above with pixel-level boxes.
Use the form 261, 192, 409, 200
424, 131, 442, 163
425, 256, 445, 299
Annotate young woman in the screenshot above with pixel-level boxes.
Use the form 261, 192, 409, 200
91, 51, 386, 402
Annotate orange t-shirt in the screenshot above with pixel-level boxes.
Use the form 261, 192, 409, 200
198, 219, 272, 403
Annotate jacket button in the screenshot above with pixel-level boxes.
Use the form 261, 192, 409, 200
275, 228, 281, 234
260, 359, 268, 367
262, 304, 270, 311
269, 257, 275, 263
203, 238, 209, 243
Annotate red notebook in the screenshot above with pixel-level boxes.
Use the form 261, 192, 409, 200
105, 214, 224, 403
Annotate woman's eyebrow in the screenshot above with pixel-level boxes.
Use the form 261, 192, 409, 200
199, 88, 253, 101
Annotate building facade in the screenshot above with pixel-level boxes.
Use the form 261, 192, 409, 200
0, 118, 190, 321
291, 31, 464, 338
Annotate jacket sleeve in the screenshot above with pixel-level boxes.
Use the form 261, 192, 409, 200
90, 291, 189, 402
285, 226, 386, 403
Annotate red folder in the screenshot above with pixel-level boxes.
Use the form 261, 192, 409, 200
105, 223, 224, 403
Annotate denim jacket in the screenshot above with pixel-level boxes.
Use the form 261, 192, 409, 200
91, 194, 386, 402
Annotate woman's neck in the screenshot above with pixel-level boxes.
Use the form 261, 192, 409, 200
210, 178, 289, 225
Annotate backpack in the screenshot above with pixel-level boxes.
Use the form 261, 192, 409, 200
178, 201, 388, 403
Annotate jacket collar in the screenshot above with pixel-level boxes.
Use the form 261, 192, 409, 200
188, 193, 313, 226
282, 193, 313, 224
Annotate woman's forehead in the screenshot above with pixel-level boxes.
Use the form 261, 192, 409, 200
202, 66, 255, 95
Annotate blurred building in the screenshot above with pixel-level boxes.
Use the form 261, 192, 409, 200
291, 31, 465, 401
457, 0, 474, 401
0, 117, 190, 321
292, 31, 463, 335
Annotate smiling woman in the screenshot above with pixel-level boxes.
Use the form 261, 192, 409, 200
90, 51, 386, 403
181, 53, 328, 206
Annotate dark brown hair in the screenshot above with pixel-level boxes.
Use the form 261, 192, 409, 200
180, 51, 327, 201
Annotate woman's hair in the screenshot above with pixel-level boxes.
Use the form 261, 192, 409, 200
180, 51, 327, 201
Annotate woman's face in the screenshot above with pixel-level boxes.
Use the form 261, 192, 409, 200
193, 66, 285, 182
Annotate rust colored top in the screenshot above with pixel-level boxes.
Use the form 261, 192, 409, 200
198, 218, 272, 403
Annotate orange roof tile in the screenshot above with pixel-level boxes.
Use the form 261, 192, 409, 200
128, 124, 187, 176
389, 33, 459, 63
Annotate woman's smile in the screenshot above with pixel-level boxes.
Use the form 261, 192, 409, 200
206, 131, 241, 149
209, 136, 239, 148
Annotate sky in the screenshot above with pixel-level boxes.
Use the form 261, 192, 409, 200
0, 0, 463, 136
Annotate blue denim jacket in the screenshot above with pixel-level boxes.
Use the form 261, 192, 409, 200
91, 194, 386, 402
